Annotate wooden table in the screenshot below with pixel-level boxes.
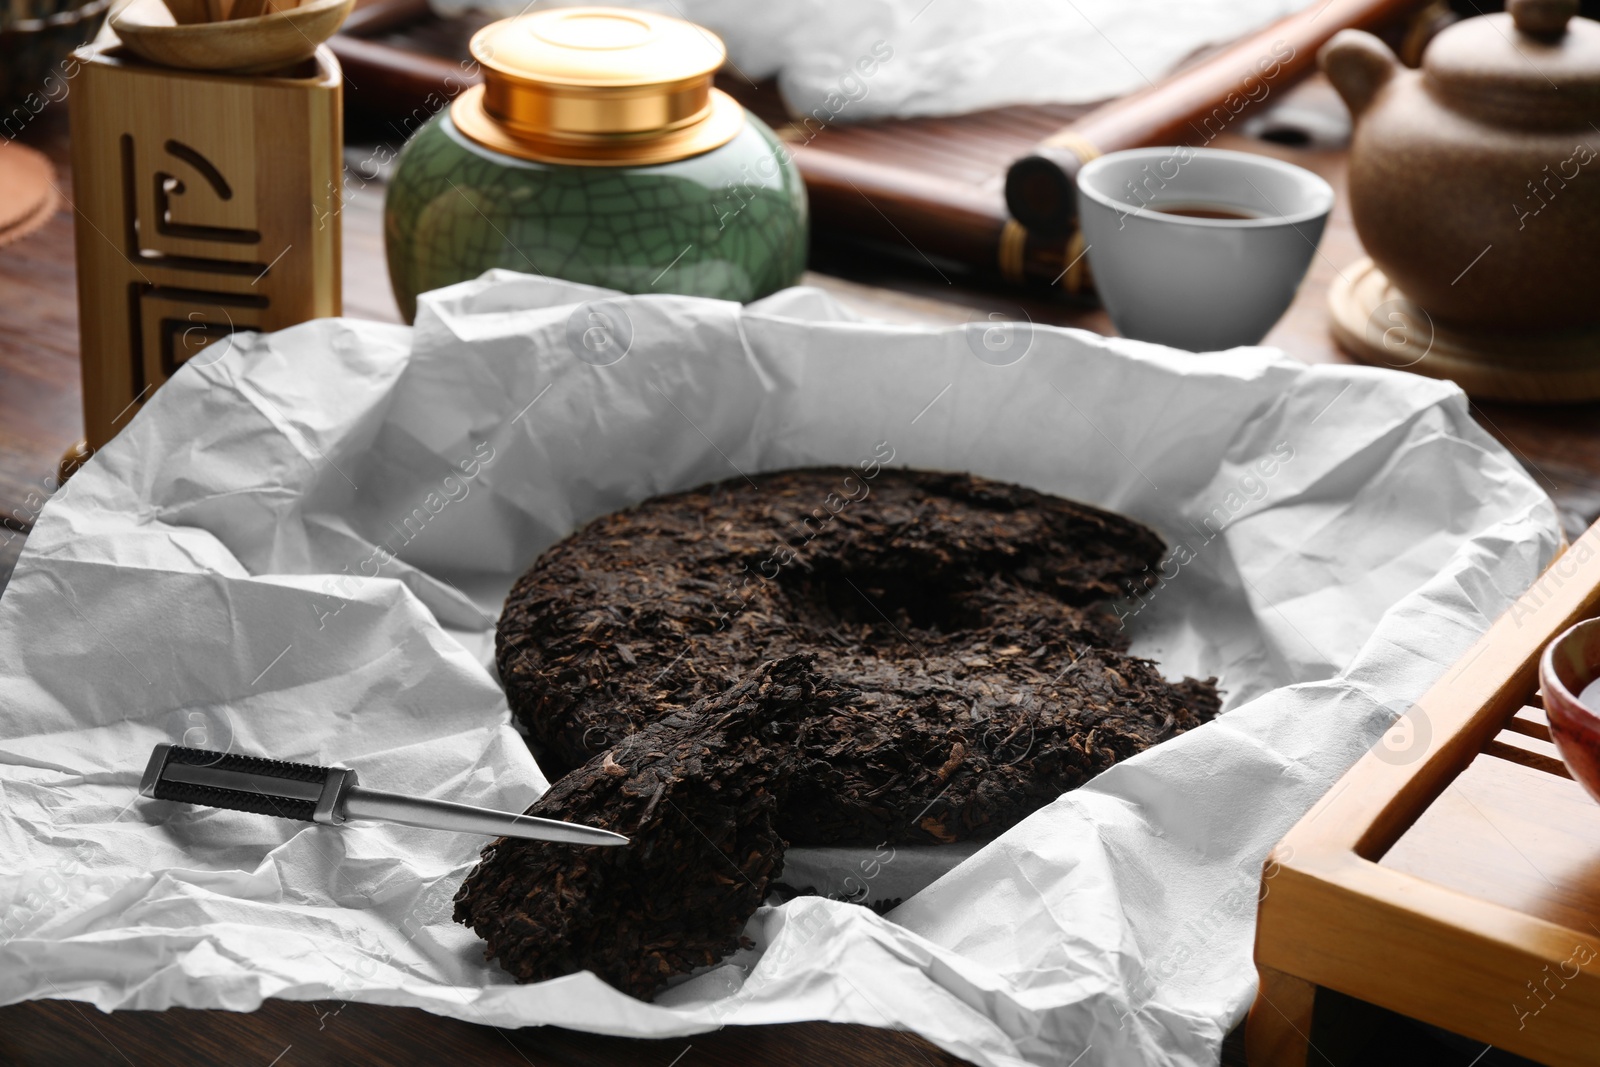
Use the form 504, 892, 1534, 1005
1, 79, 1597, 1067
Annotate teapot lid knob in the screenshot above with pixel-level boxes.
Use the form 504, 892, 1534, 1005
1510, 0, 1578, 38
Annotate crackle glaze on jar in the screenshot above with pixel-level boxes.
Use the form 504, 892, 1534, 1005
383, 7, 807, 322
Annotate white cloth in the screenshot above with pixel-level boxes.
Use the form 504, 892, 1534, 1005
0, 272, 1558, 1066
428, 0, 1319, 120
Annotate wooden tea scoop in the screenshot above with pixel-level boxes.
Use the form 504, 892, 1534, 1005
113, 0, 352, 72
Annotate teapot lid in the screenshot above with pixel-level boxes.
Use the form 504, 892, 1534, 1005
451, 7, 745, 166
1425, 0, 1600, 125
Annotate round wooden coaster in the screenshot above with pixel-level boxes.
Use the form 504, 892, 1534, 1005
0, 143, 60, 250
1329, 256, 1600, 403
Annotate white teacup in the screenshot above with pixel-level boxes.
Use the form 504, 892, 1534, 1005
1076, 147, 1335, 352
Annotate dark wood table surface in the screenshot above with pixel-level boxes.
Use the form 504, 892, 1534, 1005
1, 78, 1593, 1067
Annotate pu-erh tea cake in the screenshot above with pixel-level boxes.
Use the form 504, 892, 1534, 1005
459, 467, 1220, 997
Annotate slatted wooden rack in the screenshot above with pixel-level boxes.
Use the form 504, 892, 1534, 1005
1249, 519, 1600, 1066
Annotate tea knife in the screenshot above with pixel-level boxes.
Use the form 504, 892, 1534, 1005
139, 743, 627, 846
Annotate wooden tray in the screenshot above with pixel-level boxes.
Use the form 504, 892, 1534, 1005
1248, 520, 1600, 1066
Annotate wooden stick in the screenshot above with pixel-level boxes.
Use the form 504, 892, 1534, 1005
1005, 0, 1426, 236
161, 0, 212, 25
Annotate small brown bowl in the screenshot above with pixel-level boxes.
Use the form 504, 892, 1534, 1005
1538, 617, 1600, 806
109, 0, 353, 74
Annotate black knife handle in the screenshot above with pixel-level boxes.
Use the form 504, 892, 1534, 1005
163, 745, 329, 782
141, 745, 338, 823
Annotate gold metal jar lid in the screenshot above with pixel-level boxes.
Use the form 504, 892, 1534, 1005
451, 6, 745, 167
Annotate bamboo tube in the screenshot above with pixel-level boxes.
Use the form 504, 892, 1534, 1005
1004, 0, 1425, 236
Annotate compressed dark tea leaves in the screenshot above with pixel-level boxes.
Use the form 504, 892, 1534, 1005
467, 467, 1223, 997
495, 468, 1217, 846
454, 656, 845, 1000
780, 645, 1218, 846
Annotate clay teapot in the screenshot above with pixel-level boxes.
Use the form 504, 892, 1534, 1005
1321, 0, 1600, 332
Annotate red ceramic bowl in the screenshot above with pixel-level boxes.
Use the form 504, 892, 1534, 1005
1539, 617, 1600, 806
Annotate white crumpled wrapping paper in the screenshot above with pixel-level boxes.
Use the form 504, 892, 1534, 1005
0, 272, 1559, 1066
429, 0, 1318, 121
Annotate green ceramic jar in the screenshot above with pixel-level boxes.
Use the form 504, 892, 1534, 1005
383, 7, 808, 322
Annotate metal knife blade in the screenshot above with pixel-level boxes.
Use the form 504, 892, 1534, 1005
339, 786, 627, 846
140, 744, 627, 847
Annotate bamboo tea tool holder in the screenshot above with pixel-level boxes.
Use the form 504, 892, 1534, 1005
67, 0, 344, 459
